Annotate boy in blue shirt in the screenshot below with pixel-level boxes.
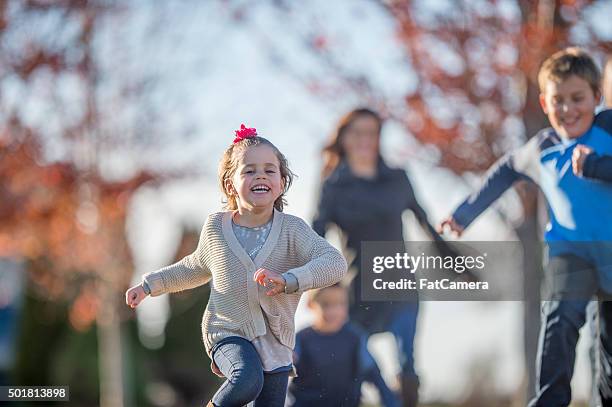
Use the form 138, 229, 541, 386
439, 47, 612, 406
288, 283, 399, 407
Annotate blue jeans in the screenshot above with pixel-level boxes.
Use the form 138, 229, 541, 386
362, 362, 401, 407
352, 301, 418, 377
211, 337, 290, 407
529, 255, 612, 407
358, 332, 401, 407
388, 302, 419, 378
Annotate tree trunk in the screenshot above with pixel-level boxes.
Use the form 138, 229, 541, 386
515, 209, 543, 404
97, 282, 125, 407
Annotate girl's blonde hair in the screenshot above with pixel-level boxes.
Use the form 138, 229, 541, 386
218, 136, 295, 212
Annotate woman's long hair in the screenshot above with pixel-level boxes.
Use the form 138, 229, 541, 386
321, 108, 383, 180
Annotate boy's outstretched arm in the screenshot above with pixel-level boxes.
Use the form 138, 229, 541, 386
446, 154, 529, 233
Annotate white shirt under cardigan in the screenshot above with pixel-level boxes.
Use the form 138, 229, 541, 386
231, 217, 292, 372
142, 209, 347, 362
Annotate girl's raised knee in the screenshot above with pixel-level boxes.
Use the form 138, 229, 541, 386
228, 366, 264, 401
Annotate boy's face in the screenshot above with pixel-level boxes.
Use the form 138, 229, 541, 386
539, 74, 600, 139
309, 287, 348, 332
228, 144, 284, 212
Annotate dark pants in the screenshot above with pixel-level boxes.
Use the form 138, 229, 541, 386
359, 344, 401, 407
352, 301, 419, 407
351, 302, 418, 377
211, 337, 289, 407
529, 255, 612, 407
388, 303, 419, 378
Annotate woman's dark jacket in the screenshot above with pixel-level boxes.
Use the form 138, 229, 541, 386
312, 159, 442, 332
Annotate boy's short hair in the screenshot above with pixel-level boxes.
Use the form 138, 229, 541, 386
309, 283, 346, 303
538, 47, 601, 95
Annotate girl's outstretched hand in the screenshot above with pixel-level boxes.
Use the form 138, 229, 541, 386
437, 216, 464, 238
125, 284, 147, 308
254, 268, 286, 296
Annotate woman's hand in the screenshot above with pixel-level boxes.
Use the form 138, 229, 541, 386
254, 268, 286, 296
437, 216, 464, 238
125, 284, 147, 308
572, 144, 593, 176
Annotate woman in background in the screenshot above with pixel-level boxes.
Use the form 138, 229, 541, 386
313, 108, 450, 407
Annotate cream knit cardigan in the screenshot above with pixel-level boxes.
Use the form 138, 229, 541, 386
142, 209, 347, 355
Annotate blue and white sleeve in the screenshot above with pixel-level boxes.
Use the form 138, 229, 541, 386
452, 148, 533, 229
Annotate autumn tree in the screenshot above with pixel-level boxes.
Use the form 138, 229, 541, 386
0, 1, 183, 406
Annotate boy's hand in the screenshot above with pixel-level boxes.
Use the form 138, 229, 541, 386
254, 268, 286, 296
125, 284, 147, 308
437, 216, 464, 238
572, 144, 594, 176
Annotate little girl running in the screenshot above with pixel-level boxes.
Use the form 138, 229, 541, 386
125, 124, 347, 407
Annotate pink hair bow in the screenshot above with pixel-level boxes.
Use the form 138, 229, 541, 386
233, 124, 258, 143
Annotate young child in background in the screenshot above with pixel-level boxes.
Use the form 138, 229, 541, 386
125, 125, 347, 407
289, 283, 400, 407
439, 47, 612, 406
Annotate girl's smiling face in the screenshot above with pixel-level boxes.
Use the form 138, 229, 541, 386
226, 144, 284, 212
